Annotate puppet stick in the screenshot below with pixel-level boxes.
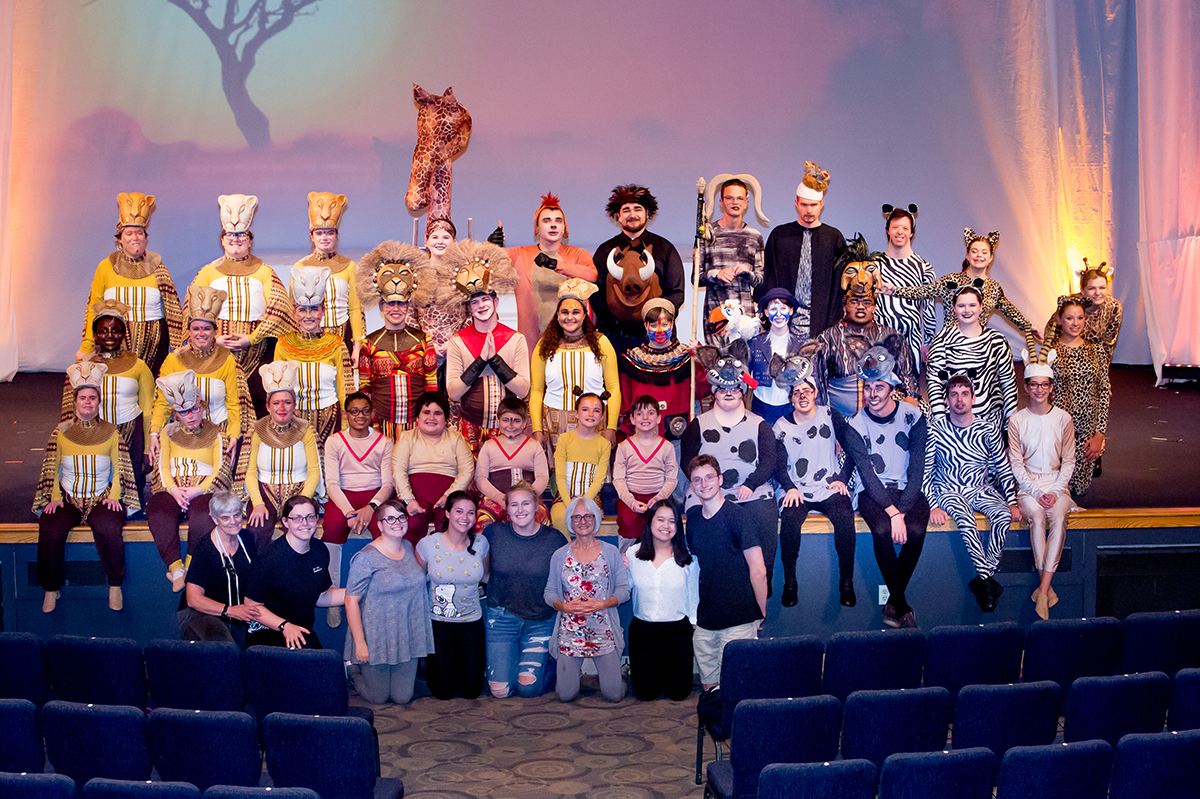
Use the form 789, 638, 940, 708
690, 177, 708, 421
412, 217, 418, 246
468, 218, 474, 241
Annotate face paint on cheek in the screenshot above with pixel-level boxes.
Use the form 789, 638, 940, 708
768, 309, 791, 326
648, 324, 672, 345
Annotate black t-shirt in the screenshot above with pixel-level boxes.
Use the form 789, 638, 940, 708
685, 500, 762, 630
482, 522, 561, 622
246, 535, 332, 633
180, 531, 257, 613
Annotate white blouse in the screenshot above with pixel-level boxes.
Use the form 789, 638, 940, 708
627, 542, 700, 624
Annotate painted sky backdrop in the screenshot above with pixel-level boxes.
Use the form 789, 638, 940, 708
10, 0, 1147, 369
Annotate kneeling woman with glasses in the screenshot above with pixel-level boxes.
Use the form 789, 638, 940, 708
180, 490, 260, 648
244, 495, 344, 649
344, 500, 434, 704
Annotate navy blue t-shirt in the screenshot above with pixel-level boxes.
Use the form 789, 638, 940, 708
685, 500, 762, 630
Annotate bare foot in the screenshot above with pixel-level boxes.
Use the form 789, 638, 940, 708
43, 590, 60, 613
109, 586, 124, 611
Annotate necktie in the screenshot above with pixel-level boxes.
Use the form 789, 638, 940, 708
793, 228, 813, 333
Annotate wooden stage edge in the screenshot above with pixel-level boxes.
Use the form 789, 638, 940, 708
2, 507, 1197, 545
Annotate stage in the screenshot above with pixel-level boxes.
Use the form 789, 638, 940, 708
2, 364, 1198, 644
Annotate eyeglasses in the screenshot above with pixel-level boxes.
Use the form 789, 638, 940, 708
379, 516, 407, 526
1028, 381, 1052, 389
345, 408, 372, 416
571, 515, 596, 524
690, 473, 719, 484
287, 514, 317, 524
224, 232, 249, 241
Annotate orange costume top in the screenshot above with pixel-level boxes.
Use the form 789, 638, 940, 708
506, 245, 596, 352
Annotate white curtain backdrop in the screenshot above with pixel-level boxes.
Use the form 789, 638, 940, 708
0, 0, 16, 381
1136, 2, 1200, 380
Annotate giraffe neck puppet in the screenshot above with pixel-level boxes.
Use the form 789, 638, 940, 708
405, 85, 472, 235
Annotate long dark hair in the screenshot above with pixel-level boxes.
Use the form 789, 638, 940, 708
537, 303, 604, 360
634, 498, 692, 567
442, 489, 479, 555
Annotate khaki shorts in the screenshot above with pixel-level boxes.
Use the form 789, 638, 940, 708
693, 620, 759, 686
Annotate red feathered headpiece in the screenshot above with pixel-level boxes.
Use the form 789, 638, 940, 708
534, 192, 568, 240
605, 184, 658, 221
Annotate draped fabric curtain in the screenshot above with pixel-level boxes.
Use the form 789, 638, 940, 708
0, 0, 16, 381
946, 0, 1137, 359
1136, 2, 1200, 380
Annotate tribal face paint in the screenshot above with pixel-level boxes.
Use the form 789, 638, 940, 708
645, 316, 673, 346
766, 299, 792, 329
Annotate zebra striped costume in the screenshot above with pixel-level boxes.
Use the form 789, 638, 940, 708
926, 326, 1017, 429
923, 413, 1017, 579
874, 254, 936, 370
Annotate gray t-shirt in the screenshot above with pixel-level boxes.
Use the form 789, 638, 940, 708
416, 532, 491, 623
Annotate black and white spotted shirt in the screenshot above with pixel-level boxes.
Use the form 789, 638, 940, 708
846, 401, 928, 514
772, 405, 855, 503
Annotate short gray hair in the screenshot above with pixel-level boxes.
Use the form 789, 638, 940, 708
208, 490, 243, 522
565, 496, 602, 538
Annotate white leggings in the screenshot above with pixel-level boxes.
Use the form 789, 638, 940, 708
1018, 492, 1073, 573
556, 651, 624, 703
352, 659, 420, 705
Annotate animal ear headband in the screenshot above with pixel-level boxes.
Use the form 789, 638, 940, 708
963, 228, 1000, 252
881, 203, 919, 220
1076, 256, 1113, 284
1021, 347, 1057, 380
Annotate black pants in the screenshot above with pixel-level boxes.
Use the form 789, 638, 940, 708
779, 493, 857, 585
859, 488, 929, 615
425, 618, 486, 700
38, 502, 126, 590
628, 617, 694, 701
739, 497, 779, 585
178, 608, 249, 650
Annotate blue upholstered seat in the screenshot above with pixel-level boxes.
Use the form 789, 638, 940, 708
1168, 667, 1200, 732
42, 700, 152, 787
1063, 671, 1171, 744
82, 779, 202, 799
0, 697, 45, 774
0, 631, 50, 706
242, 647, 372, 727
840, 686, 952, 768
757, 760, 877, 799
45, 635, 147, 708
706, 696, 842, 799
1021, 618, 1123, 707
202, 788, 319, 799
148, 709, 262, 791
821, 629, 925, 702
1120, 610, 1200, 677
952, 681, 1061, 759
695, 635, 824, 783
995, 740, 1114, 799
262, 712, 401, 799
0, 772, 76, 799
145, 640, 245, 712
879, 747, 996, 799
1109, 729, 1200, 799
922, 623, 1024, 697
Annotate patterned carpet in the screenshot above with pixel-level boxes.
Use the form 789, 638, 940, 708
362, 675, 704, 799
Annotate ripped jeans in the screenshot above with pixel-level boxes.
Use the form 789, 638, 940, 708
484, 605, 555, 698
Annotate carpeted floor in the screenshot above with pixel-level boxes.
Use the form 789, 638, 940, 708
362, 676, 703, 799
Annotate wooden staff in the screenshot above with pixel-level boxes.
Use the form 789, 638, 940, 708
690, 177, 709, 420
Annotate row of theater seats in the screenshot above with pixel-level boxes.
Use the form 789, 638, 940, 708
745, 731, 1200, 799
0, 703, 396, 799
0, 636, 399, 798
0, 777, 319, 799
702, 675, 1200, 798
695, 610, 1200, 783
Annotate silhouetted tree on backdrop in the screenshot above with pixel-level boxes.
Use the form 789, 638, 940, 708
164, 0, 321, 148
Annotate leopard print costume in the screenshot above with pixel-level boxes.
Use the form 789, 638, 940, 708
1050, 340, 1110, 495
892, 272, 1037, 354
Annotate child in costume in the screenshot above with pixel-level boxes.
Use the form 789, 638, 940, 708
613, 395, 678, 550
473, 396, 551, 534
550, 392, 612, 537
